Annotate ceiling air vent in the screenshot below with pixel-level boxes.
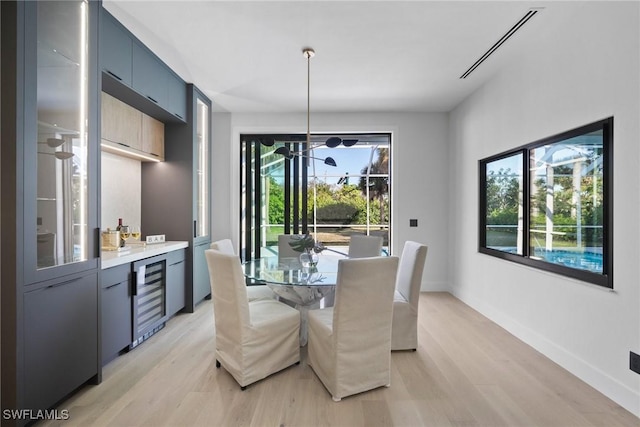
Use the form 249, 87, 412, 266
460, 8, 541, 79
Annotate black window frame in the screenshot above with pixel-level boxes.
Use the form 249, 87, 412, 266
479, 117, 613, 288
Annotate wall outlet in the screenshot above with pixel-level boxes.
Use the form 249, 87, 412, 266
630, 351, 640, 375
145, 234, 166, 244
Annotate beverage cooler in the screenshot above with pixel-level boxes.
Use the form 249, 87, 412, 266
131, 254, 167, 348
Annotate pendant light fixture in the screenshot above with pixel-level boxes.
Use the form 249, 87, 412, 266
273, 48, 337, 167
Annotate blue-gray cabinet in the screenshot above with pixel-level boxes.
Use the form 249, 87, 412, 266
167, 248, 187, 316
1, 0, 101, 416
100, 9, 186, 123
100, 10, 132, 86
24, 273, 99, 412
101, 264, 132, 364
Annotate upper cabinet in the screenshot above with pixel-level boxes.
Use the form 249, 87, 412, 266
101, 92, 164, 162
100, 11, 132, 86
101, 92, 142, 150
100, 9, 186, 123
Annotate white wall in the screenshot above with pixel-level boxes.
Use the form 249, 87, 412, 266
448, 2, 640, 416
212, 112, 449, 290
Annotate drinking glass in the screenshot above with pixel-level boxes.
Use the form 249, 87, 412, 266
130, 226, 141, 241
119, 225, 131, 245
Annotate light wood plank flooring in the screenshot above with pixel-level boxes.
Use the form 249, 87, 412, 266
40, 292, 638, 426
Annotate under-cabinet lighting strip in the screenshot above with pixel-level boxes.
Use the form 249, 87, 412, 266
101, 143, 162, 162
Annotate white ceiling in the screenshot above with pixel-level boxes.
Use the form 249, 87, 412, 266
103, 0, 572, 114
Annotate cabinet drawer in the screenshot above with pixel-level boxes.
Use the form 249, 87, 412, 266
102, 262, 131, 288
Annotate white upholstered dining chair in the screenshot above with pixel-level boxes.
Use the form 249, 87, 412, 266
347, 234, 383, 258
391, 241, 428, 351
205, 249, 300, 389
307, 256, 398, 401
210, 239, 275, 301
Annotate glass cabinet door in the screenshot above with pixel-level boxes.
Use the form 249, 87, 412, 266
194, 97, 210, 239
34, 0, 92, 272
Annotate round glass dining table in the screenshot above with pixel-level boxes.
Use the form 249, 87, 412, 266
242, 255, 340, 345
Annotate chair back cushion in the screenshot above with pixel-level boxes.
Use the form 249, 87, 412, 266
205, 249, 250, 342
333, 256, 398, 353
347, 234, 383, 258
395, 241, 428, 311
210, 239, 235, 255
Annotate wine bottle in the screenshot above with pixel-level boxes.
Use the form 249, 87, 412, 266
116, 218, 124, 247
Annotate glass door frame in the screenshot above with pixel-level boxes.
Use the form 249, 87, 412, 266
241, 135, 309, 261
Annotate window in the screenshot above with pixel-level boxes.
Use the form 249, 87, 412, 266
479, 118, 613, 288
240, 133, 391, 261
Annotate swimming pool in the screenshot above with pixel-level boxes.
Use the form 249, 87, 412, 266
532, 248, 603, 273
490, 246, 603, 273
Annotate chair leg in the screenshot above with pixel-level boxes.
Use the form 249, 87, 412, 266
215, 360, 220, 368
241, 385, 247, 391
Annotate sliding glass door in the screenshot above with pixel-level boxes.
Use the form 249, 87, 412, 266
240, 133, 391, 261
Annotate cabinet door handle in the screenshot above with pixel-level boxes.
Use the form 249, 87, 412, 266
104, 282, 121, 290
174, 113, 183, 120
146, 95, 158, 104
169, 260, 184, 267
95, 227, 101, 259
131, 271, 138, 296
117, 142, 131, 148
46, 276, 82, 289
106, 70, 122, 81
193, 220, 197, 238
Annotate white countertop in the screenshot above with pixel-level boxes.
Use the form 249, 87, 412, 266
101, 241, 189, 269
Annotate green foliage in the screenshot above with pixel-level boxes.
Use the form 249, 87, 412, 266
267, 177, 285, 224
265, 149, 390, 229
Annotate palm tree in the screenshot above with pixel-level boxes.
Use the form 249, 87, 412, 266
358, 147, 389, 225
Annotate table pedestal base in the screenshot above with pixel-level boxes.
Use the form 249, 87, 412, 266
267, 284, 335, 346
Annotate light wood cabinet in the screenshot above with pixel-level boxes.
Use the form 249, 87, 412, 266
101, 91, 165, 161
101, 92, 142, 150
142, 113, 165, 160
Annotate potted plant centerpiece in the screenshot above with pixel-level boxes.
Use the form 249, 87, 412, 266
289, 234, 324, 268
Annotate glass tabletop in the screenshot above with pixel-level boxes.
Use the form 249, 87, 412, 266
243, 256, 340, 287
